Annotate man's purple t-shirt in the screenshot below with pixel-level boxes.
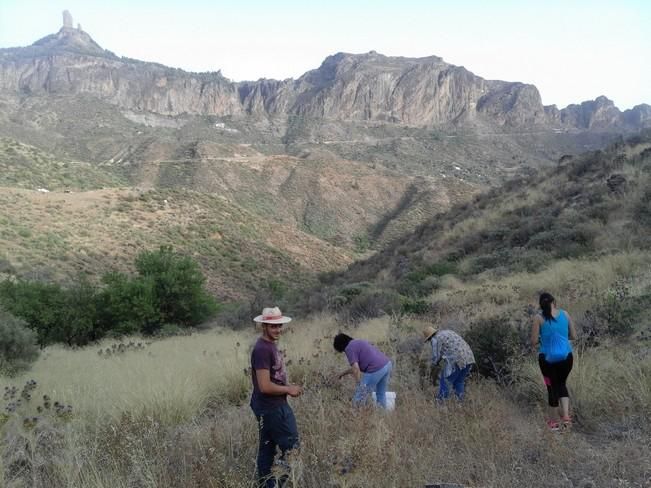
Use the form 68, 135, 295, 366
344, 339, 390, 373
250, 337, 288, 412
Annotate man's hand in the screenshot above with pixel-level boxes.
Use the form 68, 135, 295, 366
286, 385, 303, 397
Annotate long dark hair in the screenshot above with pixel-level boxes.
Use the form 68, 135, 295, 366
539, 292, 556, 322
333, 333, 354, 352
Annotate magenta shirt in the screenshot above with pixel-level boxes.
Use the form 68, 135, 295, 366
344, 339, 390, 373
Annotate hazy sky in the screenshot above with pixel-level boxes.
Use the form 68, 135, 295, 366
1, 0, 649, 109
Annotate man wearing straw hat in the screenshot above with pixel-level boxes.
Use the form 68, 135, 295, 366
423, 325, 475, 402
250, 307, 302, 488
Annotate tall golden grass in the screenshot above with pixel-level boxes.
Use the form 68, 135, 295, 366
1, 312, 650, 487
433, 251, 651, 321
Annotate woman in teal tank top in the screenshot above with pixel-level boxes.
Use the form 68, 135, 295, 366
531, 292, 578, 431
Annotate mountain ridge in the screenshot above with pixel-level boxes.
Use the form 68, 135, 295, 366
1, 25, 649, 130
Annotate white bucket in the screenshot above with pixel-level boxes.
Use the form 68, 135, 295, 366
371, 391, 396, 411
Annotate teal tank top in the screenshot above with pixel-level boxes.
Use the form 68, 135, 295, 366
539, 309, 572, 362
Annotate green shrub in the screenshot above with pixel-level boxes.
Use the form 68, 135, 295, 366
134, 246, 219, 329
329, 295, 348, 310
97, 272, 158, 336
398, 274, 440, 297
353, 234, 370, 253
464, 317, 521, 384
397, 260, 455, 296
337, 288, 401, 324
0, 309, 39, 374
423, 261, 458, 276
400, 298, 431, 315
337, 282, 372, 301
589, 280, 641, 338
464, 251, 510, 275
0, 279, 69, 346
0, 247, 219, 344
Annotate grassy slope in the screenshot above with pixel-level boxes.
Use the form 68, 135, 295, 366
0, 187, 352, 299
325, 135, 651, 320
0, 315, 649, 487
0, 135, 650, 487
0, 93, 628, 251
0, 138, 125, 190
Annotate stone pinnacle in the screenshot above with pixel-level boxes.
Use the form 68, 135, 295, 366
62, 10, 73, 29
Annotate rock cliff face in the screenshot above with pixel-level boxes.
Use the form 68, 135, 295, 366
0, 27, 243, 116
0, 26, 649, 131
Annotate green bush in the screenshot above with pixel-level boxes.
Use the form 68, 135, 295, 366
464, 317, 521, 384
215, 302, 255, 329
0, 279, 70, 346
97, 272, 158, 336
337, 282, 372, 301
337, 288, 401, 324
400, 298, 431, 315
0, 247, 219, 344
397, 260, 455, 297
0, 279, 104, 346
590, 281, 641, 338
0, 309, 39, 374
134, 246, 219, 330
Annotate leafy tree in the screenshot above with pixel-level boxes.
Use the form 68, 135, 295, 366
0, 280, 67, 346
97, 272, 158, 335
133, 246, 219, 330
0, 246, 219, 344
54, 280, 101, 345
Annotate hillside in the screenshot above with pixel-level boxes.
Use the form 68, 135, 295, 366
0, 186, 353, 300
1, 17, 650, 301
340, 133, 651, 283
313, 132, 651, 340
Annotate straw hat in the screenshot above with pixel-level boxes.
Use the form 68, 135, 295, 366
253, 306, 292, 324
422, 325, 438, 342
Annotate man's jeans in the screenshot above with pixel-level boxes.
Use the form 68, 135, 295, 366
437, 364, 471, 401
353, 361, 393, 408
252, 403, 299, 488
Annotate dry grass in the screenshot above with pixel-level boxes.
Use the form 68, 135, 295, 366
0, 187, 353, 299
433, 251, 651, 322
1, 313, 649, 487
514, 346, 651, 432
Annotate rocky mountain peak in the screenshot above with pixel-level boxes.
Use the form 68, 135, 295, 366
29, 11, 110, 58
0, 18, 648, 132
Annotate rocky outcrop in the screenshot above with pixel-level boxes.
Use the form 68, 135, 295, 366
0, 27, 649, 131
559, 96, 624, 129
0, 28, 243, 116
477, 82, 547, 126
284, 52, 488, 125
623, 104, 651, 126
62, 10, 73, 29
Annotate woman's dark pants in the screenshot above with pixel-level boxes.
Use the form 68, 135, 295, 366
538, 353, 573, 407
